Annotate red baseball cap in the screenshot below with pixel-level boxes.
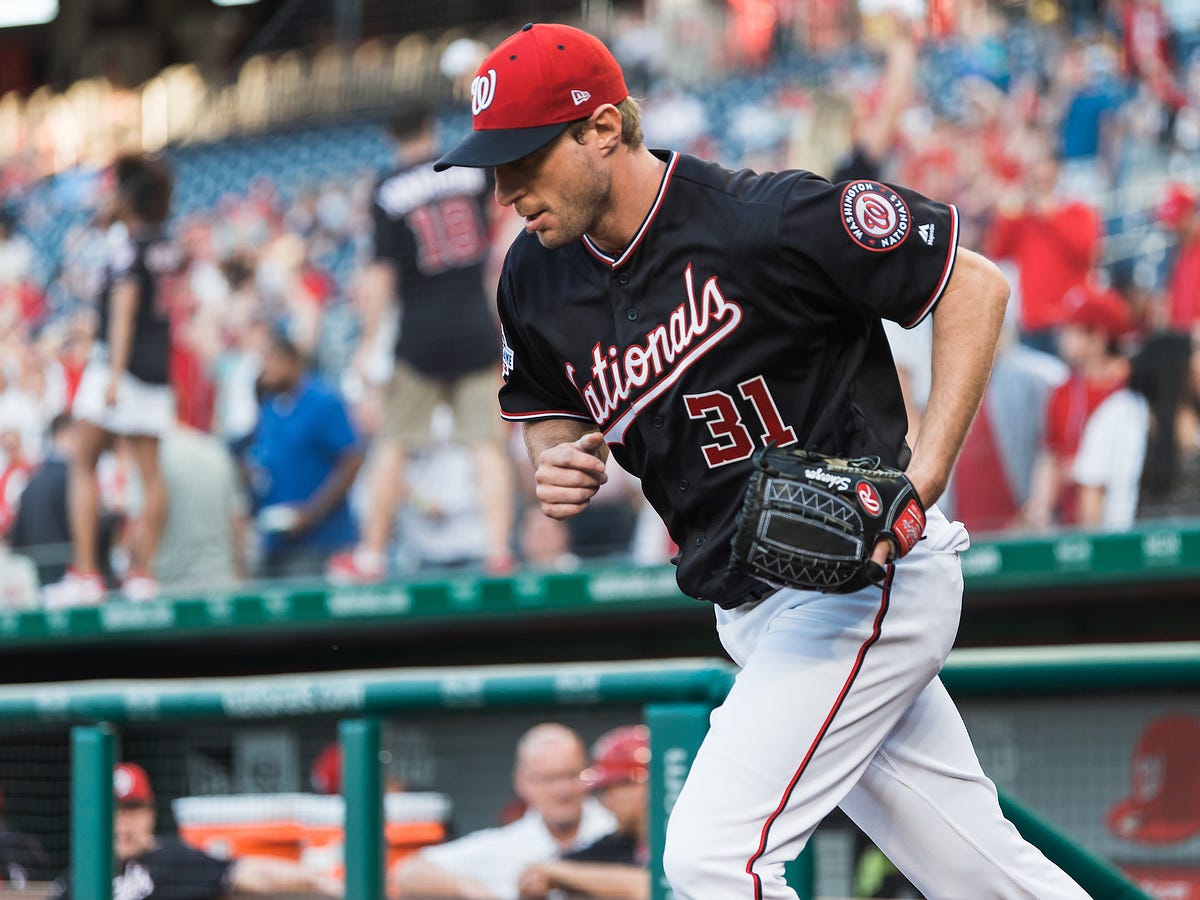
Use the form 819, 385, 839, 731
1107, 713, 1200, 844
113, 763, 154, 807
434, 23, 629, 172
581, 725, 650, 791
1062, 284, 1133, 339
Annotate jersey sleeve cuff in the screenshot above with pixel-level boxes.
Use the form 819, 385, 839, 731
500, 408, 595, 423
901, 204, 960, 329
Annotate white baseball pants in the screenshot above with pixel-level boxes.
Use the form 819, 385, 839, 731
663, 507, 1091, 899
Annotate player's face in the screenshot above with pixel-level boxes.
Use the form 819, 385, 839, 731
494, 127, 611, 250
114, 805, 156, 861
597, 781, 647, 837
513, 740, 588, 834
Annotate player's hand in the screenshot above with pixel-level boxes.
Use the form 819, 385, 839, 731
516, 862, 553, 897
104, 376, 119, 408
533, 431, 608, 520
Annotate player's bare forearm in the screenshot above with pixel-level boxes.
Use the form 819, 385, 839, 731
390, 856, 497, 899
357, 260, 396, 347
905, 247, 1009, 506
520, 859, 649, 899
229, 855, 340, 895
523, 418, 608, 519
296, 448, 365, 532
1076, 484, 1105, 528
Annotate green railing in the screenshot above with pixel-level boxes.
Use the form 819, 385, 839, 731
3, 648, 1183, 899
3, 522, 1198, 650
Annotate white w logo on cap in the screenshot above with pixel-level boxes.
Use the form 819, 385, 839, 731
571, 90, 591, 106
471, 69, 497, 116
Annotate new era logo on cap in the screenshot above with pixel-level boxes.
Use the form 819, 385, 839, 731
434, 23, 629, 171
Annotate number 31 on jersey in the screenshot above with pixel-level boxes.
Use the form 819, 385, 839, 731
684, 375, 797, 468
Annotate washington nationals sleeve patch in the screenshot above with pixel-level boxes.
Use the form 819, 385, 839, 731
841, 181, 911, 252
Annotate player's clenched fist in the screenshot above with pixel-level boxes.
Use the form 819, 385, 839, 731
534, 431, 608, 519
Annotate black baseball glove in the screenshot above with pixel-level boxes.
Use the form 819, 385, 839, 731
729, 445, 926, 593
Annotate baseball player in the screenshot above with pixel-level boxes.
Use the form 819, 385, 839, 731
435, 22, 1091, 900
328, 98, 515, 582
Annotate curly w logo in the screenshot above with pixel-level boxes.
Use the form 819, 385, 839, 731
471, 69, 497, 116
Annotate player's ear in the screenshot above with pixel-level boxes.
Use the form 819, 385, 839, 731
590, 104, 623, 154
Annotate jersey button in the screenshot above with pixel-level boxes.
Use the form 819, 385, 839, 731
626, 308, 638, 321
652, 415, 664, 428
694, 534, 706, 547
678, 479, 690, 492
616, 272, 630, 285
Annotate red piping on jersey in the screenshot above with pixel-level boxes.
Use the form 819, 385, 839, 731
902, 204, 960, 329
744, 565, 894, 898
582, 151, 679, 269
500, 408, 594, 423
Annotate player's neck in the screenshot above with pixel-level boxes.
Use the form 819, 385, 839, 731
585, 147, 667, 256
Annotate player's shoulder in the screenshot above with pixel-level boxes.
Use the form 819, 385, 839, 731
669, 152, 832, 208
147, 836, 222, 866
375, 159, 491, 213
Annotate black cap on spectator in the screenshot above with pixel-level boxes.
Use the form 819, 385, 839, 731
385, 97, 434, 142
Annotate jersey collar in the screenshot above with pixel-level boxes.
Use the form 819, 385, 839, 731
581, 150, 678, 270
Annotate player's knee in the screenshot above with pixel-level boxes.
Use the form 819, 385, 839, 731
662, 812, 730, 891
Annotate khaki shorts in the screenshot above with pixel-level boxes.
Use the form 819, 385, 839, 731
382, 361, 504, 449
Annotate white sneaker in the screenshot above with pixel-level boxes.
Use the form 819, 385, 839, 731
43, 569, 107, 609
326, 548, 386, 585
121, 573, 161, 602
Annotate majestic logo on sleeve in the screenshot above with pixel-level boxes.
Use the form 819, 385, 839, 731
565, 265, 743, 444
841, 181, 910, 251
471, 69, 497, 116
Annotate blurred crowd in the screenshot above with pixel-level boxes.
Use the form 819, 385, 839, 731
0, 0, 1195, 606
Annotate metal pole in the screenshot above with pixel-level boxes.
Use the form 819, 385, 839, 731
644, 702, 713, 900
333, 0, 362, 45
340, 717, 384, 900
71, 724, 114, 900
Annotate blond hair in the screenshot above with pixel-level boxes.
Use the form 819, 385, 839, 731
567, 96, 643, 148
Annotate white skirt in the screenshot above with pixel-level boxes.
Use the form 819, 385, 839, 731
72, 361, 175, 437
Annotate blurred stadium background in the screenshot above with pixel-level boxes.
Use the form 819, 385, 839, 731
0, 0, 1198, 897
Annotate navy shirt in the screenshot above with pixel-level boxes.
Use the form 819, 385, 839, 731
52, 838, 231, 900
496, 151, 959, 607
97, 226, 182, 385
372, 159, 500, 378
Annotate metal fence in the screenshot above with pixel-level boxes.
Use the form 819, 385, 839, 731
2, 646, 1190, 898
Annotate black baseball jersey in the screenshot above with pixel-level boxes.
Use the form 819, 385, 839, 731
372, 159, 500, 378
565, 831, 645, 866
98, 226, 182, 386
497, 151, 959, 608
51, 838, 232, 899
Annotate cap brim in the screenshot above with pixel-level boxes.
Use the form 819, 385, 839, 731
433, 122, 570, 171
1107, 800, 1200, 844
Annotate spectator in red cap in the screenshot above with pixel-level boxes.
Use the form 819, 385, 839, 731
1023, 283, 1132, 528
1157, 183, 1200, 331
517, 724, 651, 899
50, 762, 339, 899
